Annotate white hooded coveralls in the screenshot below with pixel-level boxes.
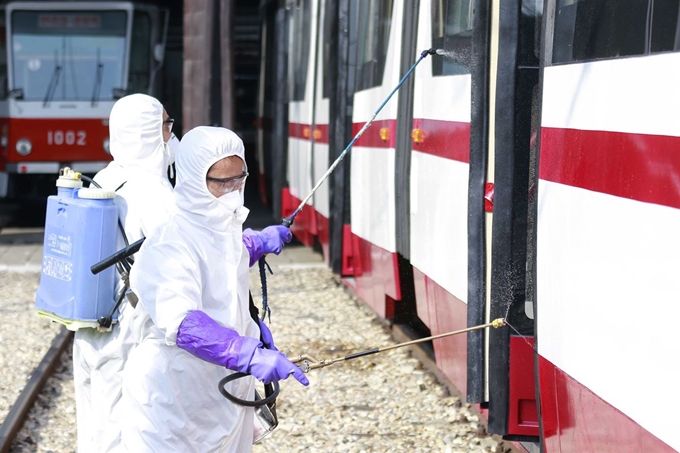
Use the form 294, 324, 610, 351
120, 127, 258, 452
72, 94, 176, 453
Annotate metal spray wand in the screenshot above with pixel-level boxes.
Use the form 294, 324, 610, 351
293, 318, 506, 372
258, 48, 440, 321
281, 48, 438, 227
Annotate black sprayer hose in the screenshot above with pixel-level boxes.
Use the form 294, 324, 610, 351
258, 257, 273, 321
218, 372, 280, 407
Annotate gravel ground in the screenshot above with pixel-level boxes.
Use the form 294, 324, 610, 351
0, 271, 62, 423
0, 247, 514, 453
10, 344, 77, 453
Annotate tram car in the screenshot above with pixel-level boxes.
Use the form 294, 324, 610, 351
0, 1, 170, 200
257, 0, 680, 451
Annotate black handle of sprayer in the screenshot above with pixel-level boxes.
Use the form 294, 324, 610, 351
91, 237, 145, 275
218, 372, 280, 407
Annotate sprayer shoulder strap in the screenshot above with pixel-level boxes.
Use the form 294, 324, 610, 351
248, 292, 260, 329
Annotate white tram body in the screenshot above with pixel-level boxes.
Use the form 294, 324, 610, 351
257, 0, 680, 451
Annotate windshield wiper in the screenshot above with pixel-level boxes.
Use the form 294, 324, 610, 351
43, 50, 62, 107
91, 47, 103, 107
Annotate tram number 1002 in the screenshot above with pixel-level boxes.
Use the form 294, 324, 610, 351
47, 130, 87, 146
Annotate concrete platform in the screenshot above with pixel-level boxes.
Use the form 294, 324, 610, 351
0, 228, 44, 272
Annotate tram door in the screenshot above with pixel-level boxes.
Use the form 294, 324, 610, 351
406, 0, 472, 398
285, 0, 319, 246
0, 9, 7, 198
472, 0, 541, 444
345, 0, 403, 318
311, 0, 331, 263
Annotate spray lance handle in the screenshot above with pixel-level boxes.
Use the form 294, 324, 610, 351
281, 215, 294, 228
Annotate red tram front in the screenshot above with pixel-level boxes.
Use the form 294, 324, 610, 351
0, 1, 168, 199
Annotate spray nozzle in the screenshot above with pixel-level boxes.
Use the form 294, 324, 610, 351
421, 48, 437, 58
491, 318, 506, 329
281, 216, 294, 228
56, 167, 84, 188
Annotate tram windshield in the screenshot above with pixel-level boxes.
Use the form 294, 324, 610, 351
9, 10, 128, 102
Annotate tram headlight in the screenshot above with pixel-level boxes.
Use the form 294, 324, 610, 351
15, 139, 32, 156
103, 138, 110, 155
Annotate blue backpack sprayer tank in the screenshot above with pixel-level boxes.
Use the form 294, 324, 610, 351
35, 168, 119, 331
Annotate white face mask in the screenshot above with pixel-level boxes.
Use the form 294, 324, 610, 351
217, 189, 244, 213
163, 141, 175, 166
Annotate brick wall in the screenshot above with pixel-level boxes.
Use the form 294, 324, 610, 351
182, 0, 214, 133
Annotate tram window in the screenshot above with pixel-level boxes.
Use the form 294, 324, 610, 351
262, 21, 275, 106
553, 0, 649, 63
650, 0, 680, 53
354, 0, 394, 91
322, 3, 333, 99
288, 0, 312, 102
431, 0, 472, 76
10, 10, 127, 101
0, 14, 7, 99
128, 11, 151, 94
519, 0, 543, 67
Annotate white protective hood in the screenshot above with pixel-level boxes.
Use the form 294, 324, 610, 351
105, 93, 169, 179
174, 126, 248, 232
93, 94, 175, 246
122, 127, 257, 453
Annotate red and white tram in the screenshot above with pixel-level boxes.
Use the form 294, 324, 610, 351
0, 1, 168, 199
258, 0, 680, 451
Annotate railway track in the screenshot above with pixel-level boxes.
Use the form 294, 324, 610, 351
0, 327, 72, 453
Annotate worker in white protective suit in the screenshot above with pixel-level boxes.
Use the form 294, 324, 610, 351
72, 94, 177, 453
119, 126, 308, 452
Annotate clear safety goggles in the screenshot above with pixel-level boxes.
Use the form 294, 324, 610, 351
206, 172, 248, 195
163, 118, 174, 132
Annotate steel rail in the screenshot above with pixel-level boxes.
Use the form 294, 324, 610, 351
0, 326, 73, 453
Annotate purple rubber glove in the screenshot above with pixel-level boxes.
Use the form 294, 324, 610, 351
242, 225, 293, 267
176, 310, 261, 372
177, 311, 308, 386
247, 348, 309, 386
258, 319, 278, 351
